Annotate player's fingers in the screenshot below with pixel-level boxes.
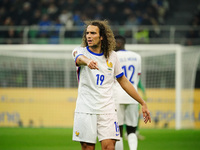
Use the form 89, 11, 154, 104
90, 64, 99, 70
143, 112, 146, 123
93, 61, 98, 68
144, 115, 150, 123
92, 61, 99, 70
87, 61, 98, 70
144, 116, 149, 124
94, 65, 99, 70
93, 61, 97, 65
143, 111, 151, 123
148, 113, 151, 123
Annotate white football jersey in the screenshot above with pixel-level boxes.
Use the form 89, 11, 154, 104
72, 46, 123, 114
114, 50, 141, 104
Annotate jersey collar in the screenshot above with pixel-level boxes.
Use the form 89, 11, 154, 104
86, 46, 104, 56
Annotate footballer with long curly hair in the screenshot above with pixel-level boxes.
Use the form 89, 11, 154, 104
72, 20, 151, 150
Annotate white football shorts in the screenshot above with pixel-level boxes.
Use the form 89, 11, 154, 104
73, 112, 120, 143
116, 104, 139, 127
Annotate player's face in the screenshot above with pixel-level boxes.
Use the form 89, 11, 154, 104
86, 25, 103, 48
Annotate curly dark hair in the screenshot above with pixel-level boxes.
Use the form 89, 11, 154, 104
81, 20, 116, 59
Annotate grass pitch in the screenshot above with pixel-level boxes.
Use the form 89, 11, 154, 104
0, 128, 200, 150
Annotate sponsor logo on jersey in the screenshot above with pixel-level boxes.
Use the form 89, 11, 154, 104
116, 133, 120, 136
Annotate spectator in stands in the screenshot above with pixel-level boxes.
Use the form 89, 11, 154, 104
191, 14, 200, 27
125, 13, 140, 26
107, 4, 119, 25
95, 3, 105, 20
32, 9, 42, 25
4, 27, 20, 44
47, 3, 58, 21
3, 17, 14, 26
185, 4, 200, 45
73, 9, 84, 26
84, 1, 97, 20
0, 0, 165, 28
0, 7, 6, 25
38, 14, 52, 38
135, 0, 151, 12
120, 6, 133, 25
59, 9, 73, 28
185, 28, 199, 46
49, 18, 62, 44
0, 0, 172, 44
19, 2, 33, 25
134, 26, 150, 44
152, 0, 170, 24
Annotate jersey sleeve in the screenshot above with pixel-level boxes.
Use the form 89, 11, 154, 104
72, 47, 84, 65
113, 52, 124, 78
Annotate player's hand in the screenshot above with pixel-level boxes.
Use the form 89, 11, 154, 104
141, 103, 151, 124
87, 60, 99, 70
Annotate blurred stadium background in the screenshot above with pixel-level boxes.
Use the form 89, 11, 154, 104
0, 0, 200, 149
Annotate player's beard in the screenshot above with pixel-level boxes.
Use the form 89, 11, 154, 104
89, 40, 101, 49
90, 45, 98, 49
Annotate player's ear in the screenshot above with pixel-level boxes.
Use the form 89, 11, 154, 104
100, 36, 103, 40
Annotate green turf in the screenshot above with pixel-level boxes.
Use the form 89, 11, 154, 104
137, 129, 200, 150
0, 128, 200, 150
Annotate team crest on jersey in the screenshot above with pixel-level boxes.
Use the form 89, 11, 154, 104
75, 131, 80, 136
106, 60, 113, 71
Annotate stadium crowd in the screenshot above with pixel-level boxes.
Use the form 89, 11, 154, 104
185, 3, 200, 46
1, 0, 199, 45
0, 0, 170, 26
0, 0, 171, 44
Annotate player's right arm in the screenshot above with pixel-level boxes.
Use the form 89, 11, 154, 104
72, 47, 99, 70
76, 55, 99, 70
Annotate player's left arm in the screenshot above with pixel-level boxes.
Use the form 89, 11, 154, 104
117, 75, 151, 124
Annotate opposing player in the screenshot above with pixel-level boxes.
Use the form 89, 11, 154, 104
114, 35, 144, 150
72, 20, 151, 150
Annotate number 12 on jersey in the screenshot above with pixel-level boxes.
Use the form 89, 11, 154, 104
122, 65, 135, 84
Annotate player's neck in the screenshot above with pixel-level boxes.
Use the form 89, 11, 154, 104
89, 45, 102, 54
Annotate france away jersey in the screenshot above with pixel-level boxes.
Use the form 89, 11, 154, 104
72, 46, 123, 114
